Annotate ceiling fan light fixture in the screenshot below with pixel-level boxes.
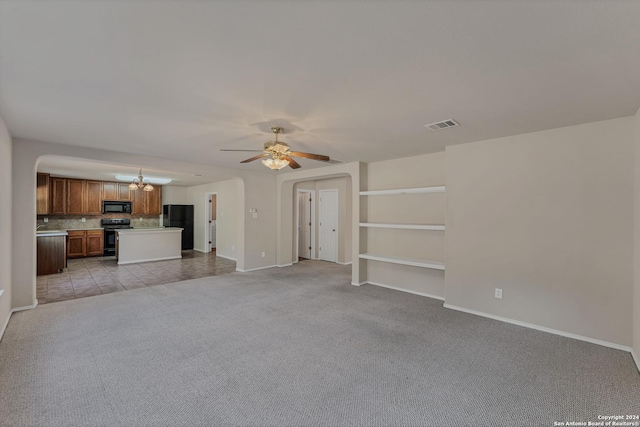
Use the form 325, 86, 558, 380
262, 157, 289, 170
143, 182, 154, 192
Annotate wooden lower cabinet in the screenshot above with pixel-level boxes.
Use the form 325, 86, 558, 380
67, 230, 104, 258
86, 230, 104, 256
37, 235, 67, 276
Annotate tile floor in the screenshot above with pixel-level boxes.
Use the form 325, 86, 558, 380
36, 250, 236, 304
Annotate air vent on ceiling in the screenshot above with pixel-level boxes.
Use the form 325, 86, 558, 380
425, 119, 459, 132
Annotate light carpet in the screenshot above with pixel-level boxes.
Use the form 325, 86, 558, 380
1, 260, 638, 427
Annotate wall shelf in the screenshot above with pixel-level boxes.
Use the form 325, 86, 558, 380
359, 223, 445, 231
359, 186, 445, 196
359, 253, 445, 270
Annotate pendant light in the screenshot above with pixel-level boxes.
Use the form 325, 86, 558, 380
129, 169, 154, 192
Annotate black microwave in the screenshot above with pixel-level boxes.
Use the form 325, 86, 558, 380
103, 201, 132, 214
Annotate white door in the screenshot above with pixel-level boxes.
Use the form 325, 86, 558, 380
209, 194, 217, 251
298, 192, 312, 259
318, 189, 338, 263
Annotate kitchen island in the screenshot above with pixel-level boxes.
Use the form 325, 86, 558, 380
116, 227, 183, 265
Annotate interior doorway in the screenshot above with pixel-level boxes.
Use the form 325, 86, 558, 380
208, 193, 217, 252
296, 190, 314, 260
318, 189, 338, 262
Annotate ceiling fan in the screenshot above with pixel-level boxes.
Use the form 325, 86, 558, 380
220, 126, 330, 170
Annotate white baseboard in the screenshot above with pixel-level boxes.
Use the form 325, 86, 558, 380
193, 248, 207, 253
365, 281, 445, 301
0, 300, 38, 342
216, 254, 237, 262
0, 311, 10, 342
632, 349, 640, 373
236, 265, 277, 273
277, 263, 293, 268
350, 281, 365, 286
337, 261, 353, 266
443, 303, 632, 353
12, 300, 38, 312
118, 255, 181, 265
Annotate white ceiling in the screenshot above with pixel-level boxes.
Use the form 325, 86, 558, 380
37, 157, 216, 187
1, 1, 639, 175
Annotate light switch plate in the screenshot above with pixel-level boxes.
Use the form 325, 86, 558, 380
495, 288, 503, 299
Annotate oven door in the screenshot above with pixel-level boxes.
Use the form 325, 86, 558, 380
104, 229, 116, 256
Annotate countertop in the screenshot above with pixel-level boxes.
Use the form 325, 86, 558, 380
66, 228, 104, 231
117, 227, 183, 233
36, 230, 69, 238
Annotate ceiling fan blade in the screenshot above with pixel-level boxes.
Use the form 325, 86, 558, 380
284, 156, 301, 169
289, 151, 330, 161
220, 149, 264, 152
240, 153, 270, 163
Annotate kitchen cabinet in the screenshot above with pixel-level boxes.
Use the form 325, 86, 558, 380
130, 187, 146, 215
50, 177, 66, 214
66, 179, 85, 215
102, 182, 118, 201
85, 181, 103, 215
118, 183, 131, 201
103, 182, 131, 201
41, 175, 161, 216
37, 234, 67, 276
67, 229, 104, 258
86, 230, 104, 256
131, 186, 162, 215
147, 186, 162, 215
37, 173, 50, 215
67, 230, 86, 258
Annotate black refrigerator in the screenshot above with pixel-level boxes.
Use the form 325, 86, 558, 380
163, 204, 194, 250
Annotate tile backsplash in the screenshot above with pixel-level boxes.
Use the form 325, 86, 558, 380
37, 214, 161, 230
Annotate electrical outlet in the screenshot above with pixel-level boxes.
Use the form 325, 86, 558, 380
43, 218, 48, 223
139, 217, 143, 222
252, 213, 258, 218
81, 217, 86, 223
261, 251, 265, 257
495, 288, 503, 299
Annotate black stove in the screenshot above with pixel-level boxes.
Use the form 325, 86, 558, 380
101, 218, 132, 229
102, 219, 131, 256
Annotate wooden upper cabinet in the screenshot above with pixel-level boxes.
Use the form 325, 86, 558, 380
66, 179, 86, 215
85, 181, 103, 215
147, 186, 162, 215
130, 186, 162, 215
50, 178, 66, 214
102, 182, 118, 201
41, 176, 161, 216
103, 182, 131, 201
36, 173, 50, 215
118, 183, 131, 201
130, 187, 146, 215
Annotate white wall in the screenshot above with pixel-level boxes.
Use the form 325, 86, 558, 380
186, 179, 239, 261
634, 107, 640, 367
162, 186, 188, 205
0, 117, 12, 338
11, 138, 278, 307
446, 117, 634, 347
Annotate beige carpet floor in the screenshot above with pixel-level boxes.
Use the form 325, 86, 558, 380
1, 260, 638, 426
